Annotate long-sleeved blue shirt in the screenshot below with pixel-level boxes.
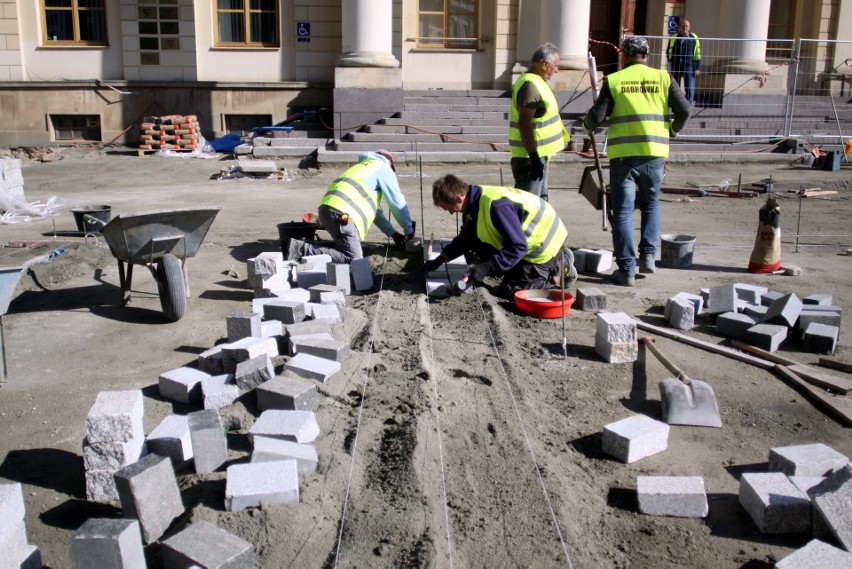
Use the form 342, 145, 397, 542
357, 152, 414, 236
441, 185, 530, 273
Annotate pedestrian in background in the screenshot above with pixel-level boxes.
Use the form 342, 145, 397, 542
509, 42, 571, 202
667, 19, 701, 105
286, 151, 415, 263
583, 36, 691, 287
424, 174, 574, 298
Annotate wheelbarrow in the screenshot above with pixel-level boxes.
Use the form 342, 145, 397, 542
97, 207, 222, 322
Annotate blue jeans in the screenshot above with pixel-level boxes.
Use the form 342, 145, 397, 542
671, 69, 695, 104
610, 157, 664, 275
511, 156, 550, 201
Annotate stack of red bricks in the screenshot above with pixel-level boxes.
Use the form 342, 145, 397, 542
139, 115, 201, 151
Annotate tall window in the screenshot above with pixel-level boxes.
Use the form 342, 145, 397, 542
767, 0, 796, 61
42, 0, 107, 46
418, 0, 478, 49
215, 0, 279, 47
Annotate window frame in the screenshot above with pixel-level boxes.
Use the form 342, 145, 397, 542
41, 0, 109, 47
416, 0, 479, 49
214, 0, 281, 48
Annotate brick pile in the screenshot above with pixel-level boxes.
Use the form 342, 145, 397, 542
139, 114, 201, 151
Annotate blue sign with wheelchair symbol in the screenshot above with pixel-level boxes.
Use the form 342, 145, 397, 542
667, 16, 680, 35
297, 22, 310, 43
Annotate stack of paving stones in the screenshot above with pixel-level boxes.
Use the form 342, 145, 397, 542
83, 390, 146, 503
738, 442, 850, 549
661, 283, 841, 354
424, 238, 469, 297
138, 114, 201, 151
0, 483, 42, 568
0, 157, 25, 202
571, 248, 613, 276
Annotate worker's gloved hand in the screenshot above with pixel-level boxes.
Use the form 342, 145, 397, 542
423, 256, 445, 276
469, 262, 491, 284
391, 232, 406, 248
529, 151, 544, 181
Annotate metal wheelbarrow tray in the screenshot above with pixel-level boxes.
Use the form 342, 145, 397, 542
100, 207, 221, 321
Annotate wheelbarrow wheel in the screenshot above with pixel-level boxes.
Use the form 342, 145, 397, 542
155, 253, 186, 322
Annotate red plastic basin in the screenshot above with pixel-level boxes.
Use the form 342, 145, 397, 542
513, 290, 574, 319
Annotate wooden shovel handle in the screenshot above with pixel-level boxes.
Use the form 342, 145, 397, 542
639, 337, 693, 385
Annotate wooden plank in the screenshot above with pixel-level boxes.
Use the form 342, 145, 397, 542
634, 320, 774, 369
818, 358, 852, 374
787, 364, 852, 394
801, 190, 838, 197
730, 340, 798, 366
774, 366, 852, 426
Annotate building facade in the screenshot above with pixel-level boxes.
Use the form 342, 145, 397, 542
0, 0, 849, 147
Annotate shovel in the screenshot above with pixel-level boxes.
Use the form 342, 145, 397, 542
639, 337, 723, 428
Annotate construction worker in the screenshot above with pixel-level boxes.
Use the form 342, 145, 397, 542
509, 42, 571, 202
287, 151, 415, 263
583, 36, 691, 287
667, 19, 701, 104
424, 174, 575, 298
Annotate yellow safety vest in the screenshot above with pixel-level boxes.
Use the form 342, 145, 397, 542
320, 160, 382, 240
509, 73, 570, 158
475, 185, 567, 264
605, 64, 672, 159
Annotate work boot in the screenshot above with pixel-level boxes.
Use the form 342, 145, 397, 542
561, 248, 577, 286
639, 253, 656, 274
287, 238, 305, 262
610, 269, 635, 287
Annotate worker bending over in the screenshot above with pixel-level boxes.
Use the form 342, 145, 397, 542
287, 151, 415, 263
424, 174, 575, 298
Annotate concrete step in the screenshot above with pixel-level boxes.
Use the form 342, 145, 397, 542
346, 132, 509, 144
405, 89, 509, 98
365, 124, 507, 135
334, 140, 507, 153
252, 137, 333, 148
397, 110, 509, 121
380, 117, 508, 128
403, 103, 509, 113
404, 96, 510, 106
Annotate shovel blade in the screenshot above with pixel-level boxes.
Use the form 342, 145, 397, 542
659, 377, 723, 428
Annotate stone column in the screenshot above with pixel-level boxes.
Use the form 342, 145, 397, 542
544, 0, 590, 71
336, 0, 399, 69
717, 0, 771, 72
513, 0, 543, 73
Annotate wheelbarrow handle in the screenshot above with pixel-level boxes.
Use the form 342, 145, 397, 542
639, 336, 693, 385
82, 214, 108, 227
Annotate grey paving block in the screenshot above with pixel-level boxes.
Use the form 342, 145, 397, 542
284, 352, 341, 383
251, 436, 319, 475
263, 300, 306, 324
734, 283, 768, 305
760, 290, 785, 307
575, 287, 606, 311
803, 293, 833, 306
225, 460, 300, 512
308, 284, 346, 307
326, 263, 351, 295
83, 436, 145, 472
666, 297, 695, 331
636, 475, 708, 518
283, 320, 333, 342
769, 443, 849, 477
296, 269, 327, 288
803, 323, 839, 355
743, 304, 768, 320
159, 367, 211, 404
775, 539, 852, 568
226, 311, 261, 342
289, 332, 335, 356
269, 287, 311, 304
350, 257, 374, 291
797, 310, 842, 333
602, 415, 669, 463
307, 303, 342, 325
295, 337, 349, 362
809, 464, 852, 550
0, 483, 25, 528
789, 476, 826, 499
716, 311, 758, 339
746, 323, 788, 352
586, 249, 613, 273
1, 519, 29, 562
256, 375, 318, 412
249, 410, 320, 444
146, 414, 193, 463
235, 354, 275, 390
16, 545, 41, 569
707, 284, 737, 315
85, 469, 120, 503
663, 292, 703, 320
254, 272, 290, 298
221, 336, 279, 373
162, 520, 256, 568
69, 518, 146, 569
114, 453, 184, 543
572, 248, 593, 273
202, 374, 240, 409
302, 253, 332, 268
739, 472, 811, 534
188, 409, 228, 474
595, 312, 636, 343
260, 319, 283, 339
198, 345, 225, 374
594, 334, 638, 364
86, 390, 145, 444
765, 292, 803, 327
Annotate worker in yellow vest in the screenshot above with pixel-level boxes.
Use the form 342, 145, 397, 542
287, 151, 415, 263
509, 42, 571, 202
424, 174, 575, 298
583, 36, 691, 286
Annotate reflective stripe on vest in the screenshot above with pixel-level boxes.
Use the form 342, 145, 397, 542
475, 185, 567, 264
605, 65, 672, 159
509, 73, 570, 158
320, 161, 381, 239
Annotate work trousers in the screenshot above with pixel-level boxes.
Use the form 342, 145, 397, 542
301, 204, 362, 263
610, 156, 664, 276
510, 155, 550, 201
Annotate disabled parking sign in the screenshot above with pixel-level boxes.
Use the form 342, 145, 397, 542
297, 22, 310, 43
667, 16, 680, 35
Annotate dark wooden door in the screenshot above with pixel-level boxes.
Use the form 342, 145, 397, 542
589, 0, 645, 76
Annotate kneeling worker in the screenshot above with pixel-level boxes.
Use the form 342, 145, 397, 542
424, 174, 574, 298
286, 151, 415, 263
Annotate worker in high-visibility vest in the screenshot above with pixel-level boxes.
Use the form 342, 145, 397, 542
287, 151, 415, 263
667, 19, 701, 105
583, 36, 691, 287
424, 173, 575, 298
508, 42, 571, 202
